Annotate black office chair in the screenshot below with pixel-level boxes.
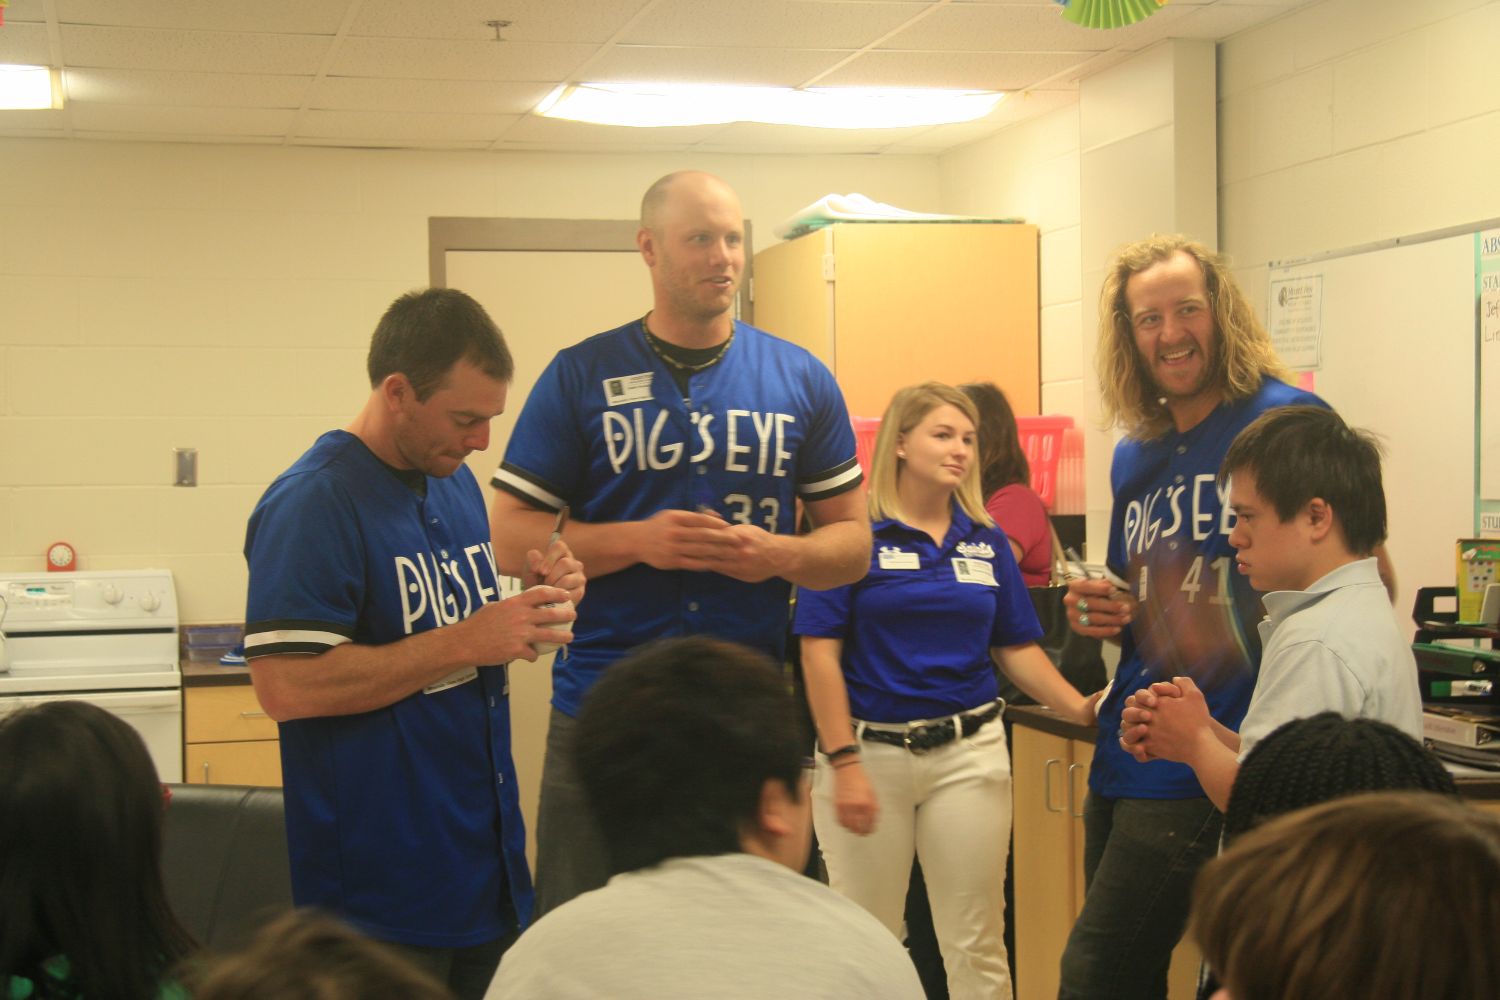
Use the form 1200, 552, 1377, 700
161, 784, 294, 949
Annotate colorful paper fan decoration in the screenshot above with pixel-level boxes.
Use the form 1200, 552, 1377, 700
1055, 0, 1169, 30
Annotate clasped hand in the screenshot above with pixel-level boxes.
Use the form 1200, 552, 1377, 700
639, 508, 786, 583
1117, 676, 1210, 764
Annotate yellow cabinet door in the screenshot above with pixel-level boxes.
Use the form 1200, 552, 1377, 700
185, 739, 282, 787
185, 684, 278, 743
1012, 725, 1077, 1000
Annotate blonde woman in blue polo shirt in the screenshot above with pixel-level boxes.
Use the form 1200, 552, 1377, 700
795, 382, 1100, 1000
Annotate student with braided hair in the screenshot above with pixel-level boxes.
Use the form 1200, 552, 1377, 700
1192, 713, 1457, 1000
1222, 711, 1457, 843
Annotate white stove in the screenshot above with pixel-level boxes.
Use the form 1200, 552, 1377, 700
0, 568, 182, 781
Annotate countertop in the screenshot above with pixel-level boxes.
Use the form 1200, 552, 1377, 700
1005, 703, 1500, 802
181, 659, 252, 687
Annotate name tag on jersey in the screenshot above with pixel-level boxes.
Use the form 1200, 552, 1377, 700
952, 557, 997, 586
878, 547, 920, 570
424, 666, 478, 695
603, 373, 654, 407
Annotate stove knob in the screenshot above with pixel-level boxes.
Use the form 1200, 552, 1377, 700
102, 584, 123, 605
141, 592, 161, 613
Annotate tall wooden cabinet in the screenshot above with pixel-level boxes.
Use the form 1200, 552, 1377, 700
751, 222, 1040, 418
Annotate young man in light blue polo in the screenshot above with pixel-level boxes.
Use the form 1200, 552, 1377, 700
1118, 405, 1423, 809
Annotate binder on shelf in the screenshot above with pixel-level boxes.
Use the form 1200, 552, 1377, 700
1422, 705, 1500, 748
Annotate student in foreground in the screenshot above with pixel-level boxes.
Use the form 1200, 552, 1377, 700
485, 636, 924, 1000
1118, 405, 1423, 809
1189, 792, 1500, 1000
190, 910, 452, 1000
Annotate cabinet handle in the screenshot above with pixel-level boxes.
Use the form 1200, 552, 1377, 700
1067, 762, 1086, 818
239, 710, 268, 718
1043, 757, 1064, 813
202, 761, 210, 784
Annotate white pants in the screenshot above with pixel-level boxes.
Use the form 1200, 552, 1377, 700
814, 711, 1013, 1000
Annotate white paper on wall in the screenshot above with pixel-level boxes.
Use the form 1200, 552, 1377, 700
1267, 274, 1323, 371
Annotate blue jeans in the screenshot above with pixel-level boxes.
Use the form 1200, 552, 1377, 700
1057, 794, 1221, 1000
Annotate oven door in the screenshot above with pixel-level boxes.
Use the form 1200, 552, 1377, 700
0, 688, 183, 782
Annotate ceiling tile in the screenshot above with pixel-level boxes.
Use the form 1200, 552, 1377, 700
350, 0, 654, 44
880, 4, 1115, 52
297, 109, 520, 142
586, 45, 850, 86
499, 113, 725, 145
290, 135, 498, 150
64, 68, 312, 108
66, 102, 297, 136
0, 22, 53, 64
0, 108, 68, 131
1, 0, 48, 21
311, 77, 556, 116
818, 49, 1093, 90
620, 0, 928, 49
54, 0, 350, 34
692, 119, 930, 153
328, 37, 596, 82
60, 25, 333, 75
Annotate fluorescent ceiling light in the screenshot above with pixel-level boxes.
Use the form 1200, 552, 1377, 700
537, 83, 1002, 130
0, 64, 62, 110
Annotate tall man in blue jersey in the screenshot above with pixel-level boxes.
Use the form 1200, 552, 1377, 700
489, 170, 871, 915
243, 289, 585, 1000
1053, 236, 1335, 999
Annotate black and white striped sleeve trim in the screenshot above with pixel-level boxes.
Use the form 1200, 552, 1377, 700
491, 462, 566, 512
244, 619, 355, 659
798, 456, 863, 502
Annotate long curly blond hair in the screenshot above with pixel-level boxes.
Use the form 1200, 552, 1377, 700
1096, 235, 1289, 440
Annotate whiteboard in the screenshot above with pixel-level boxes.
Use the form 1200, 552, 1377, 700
1270, 235, 1474, 638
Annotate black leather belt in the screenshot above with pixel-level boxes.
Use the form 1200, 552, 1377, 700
860, 702, 1003, 754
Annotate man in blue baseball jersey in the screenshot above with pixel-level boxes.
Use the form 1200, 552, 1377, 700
489, 170, 871, 915
1054, 236, 1341, 1000
243, 289, 585, 1000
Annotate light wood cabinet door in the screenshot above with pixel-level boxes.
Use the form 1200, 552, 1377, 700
185, 684, 277, 742
185, 739, 282, 787
1012, 726, 1077, 1000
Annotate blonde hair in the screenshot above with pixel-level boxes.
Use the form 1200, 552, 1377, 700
867, 382, 992, 527
1096, 234, 1290, 440
1190, 792, 1500, 1000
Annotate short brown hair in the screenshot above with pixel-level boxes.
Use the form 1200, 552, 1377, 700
1220, 405, 1387, 555
1191, 792, 1500, 1000
189, 909, 452, 1000
1096, 235, 1289, 440
366, 288, 512, 401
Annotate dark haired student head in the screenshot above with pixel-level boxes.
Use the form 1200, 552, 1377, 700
0, 700, 196, 1000
485, 637, 925, 1000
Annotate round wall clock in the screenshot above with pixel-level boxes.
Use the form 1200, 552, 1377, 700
46, 541, 77, 572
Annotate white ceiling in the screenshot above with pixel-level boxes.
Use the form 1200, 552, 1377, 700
0, 0, 1312, 156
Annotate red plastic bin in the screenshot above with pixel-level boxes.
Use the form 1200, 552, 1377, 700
1015, 415, 1074, 511
851, 413, 1074, 511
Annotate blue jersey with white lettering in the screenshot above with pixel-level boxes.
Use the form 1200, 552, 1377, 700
243, 430, 532, 945
494, 319, 862, 716
1091, 378, 1327, 799
793, 505, 1042, 722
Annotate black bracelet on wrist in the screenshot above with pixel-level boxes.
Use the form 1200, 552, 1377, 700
823, 743, 860, 762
